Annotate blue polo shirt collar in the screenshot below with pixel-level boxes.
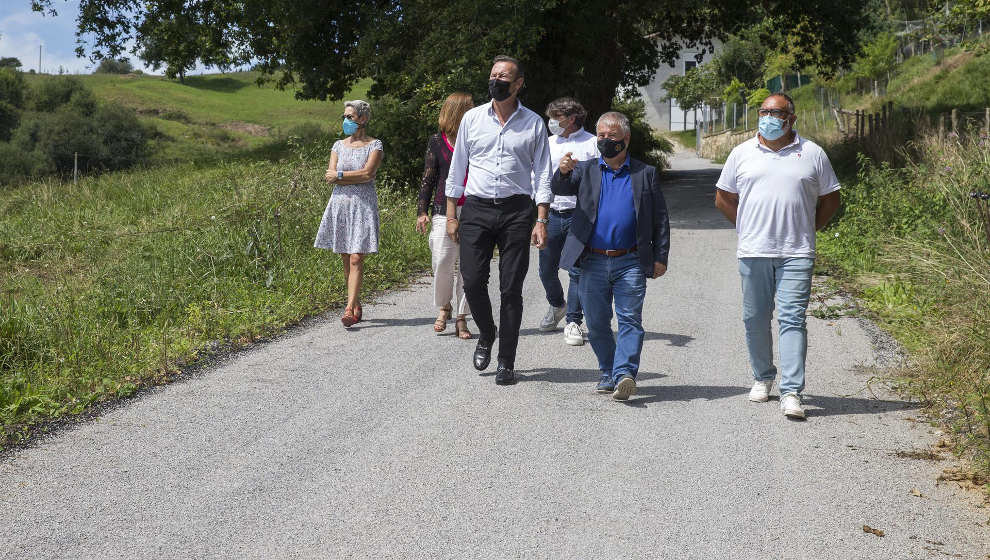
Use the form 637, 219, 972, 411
599, 155, 631, 172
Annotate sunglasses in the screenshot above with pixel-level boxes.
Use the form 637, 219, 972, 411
757, 109, 791, 118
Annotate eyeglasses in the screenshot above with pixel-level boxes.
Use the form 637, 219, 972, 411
758, 109, 791, 118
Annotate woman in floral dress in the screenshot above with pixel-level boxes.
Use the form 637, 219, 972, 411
314, 100, 384, 327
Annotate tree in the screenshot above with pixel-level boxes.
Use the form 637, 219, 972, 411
0, 57, 22, 69
715, 28, 767, 89
93, 58, 134, 74
852, 32, 898, 81
662, 63, 721, 111
29, 0, 877, 181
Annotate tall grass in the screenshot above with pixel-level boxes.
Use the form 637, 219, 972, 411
818, 131, 990, 479
0, 140, 429, 448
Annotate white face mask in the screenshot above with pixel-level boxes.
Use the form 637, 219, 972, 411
548, 118, 565, 136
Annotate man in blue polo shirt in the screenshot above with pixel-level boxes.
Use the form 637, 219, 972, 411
552, 111, 670, 401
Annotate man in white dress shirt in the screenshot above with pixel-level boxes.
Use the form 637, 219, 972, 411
537, 97, 599, 346
445, 55, 553, 386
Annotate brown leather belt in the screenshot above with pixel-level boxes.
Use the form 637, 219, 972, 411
589, 246, 637, 257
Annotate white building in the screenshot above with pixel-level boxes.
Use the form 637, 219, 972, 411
637, 40, 722, 131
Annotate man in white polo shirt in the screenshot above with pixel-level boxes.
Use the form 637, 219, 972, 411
537, 97, 599, 345
714, 92, 841, 419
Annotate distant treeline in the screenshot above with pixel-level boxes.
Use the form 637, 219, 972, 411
0, 71, 150, 185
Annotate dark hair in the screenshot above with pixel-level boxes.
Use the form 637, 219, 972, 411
765, 92, 796, 113
492, 55, 524, 79
545, 97, 588, 127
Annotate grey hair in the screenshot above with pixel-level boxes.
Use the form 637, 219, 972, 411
345, 99, 371, 120
596, 111, 631, 136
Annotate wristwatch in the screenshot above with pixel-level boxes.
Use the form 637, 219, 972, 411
337, 170, 344, 180
536, 218, 549, 225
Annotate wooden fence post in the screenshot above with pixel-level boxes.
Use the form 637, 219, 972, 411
951, 108, 959, 135
939, 114, 946, 141
984, 107, 989, 136
881, 104, 888, 128
868, 113, 874, 137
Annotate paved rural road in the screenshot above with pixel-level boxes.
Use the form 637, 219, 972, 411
2, 150, 988, 559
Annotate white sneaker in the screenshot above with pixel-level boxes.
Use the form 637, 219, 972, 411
781, 393, 806, 419
539, 305, 566, 332
563, 322, 585, 346
748, 380, 772, 402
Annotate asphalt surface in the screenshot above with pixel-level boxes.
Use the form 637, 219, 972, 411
2, 150, 988, 559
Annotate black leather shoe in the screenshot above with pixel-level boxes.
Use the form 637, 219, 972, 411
473, 336, 494, 371
495, 362, 516, 385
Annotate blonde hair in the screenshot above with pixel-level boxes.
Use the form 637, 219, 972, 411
438, 93, 474, 139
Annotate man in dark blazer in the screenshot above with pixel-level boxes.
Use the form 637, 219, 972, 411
551, 111, 670, 400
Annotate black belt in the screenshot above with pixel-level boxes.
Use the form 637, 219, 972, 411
465, 194, 531, 206
550, 208, 574, 216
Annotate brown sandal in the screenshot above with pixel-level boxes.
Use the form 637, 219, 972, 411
455, 317, 472, 340
341, 307, 357, 328
434, 306, 452, 333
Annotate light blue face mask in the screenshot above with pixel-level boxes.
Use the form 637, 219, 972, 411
342, 117, 360, 136
758, 115, 788, 140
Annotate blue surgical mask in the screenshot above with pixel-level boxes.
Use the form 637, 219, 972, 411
342, 118, 360, 136
758, 115, 788, 141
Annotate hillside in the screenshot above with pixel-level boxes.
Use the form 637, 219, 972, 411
23, 72, 367, 162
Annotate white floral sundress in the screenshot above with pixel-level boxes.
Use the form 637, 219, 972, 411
314, 139, 383, 254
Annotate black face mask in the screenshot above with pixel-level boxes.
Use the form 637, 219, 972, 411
488, 79, 513, 102
598, 138, 626, 159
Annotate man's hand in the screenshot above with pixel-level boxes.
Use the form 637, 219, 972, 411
415, 214, 429, 234
446, 218, 459, 243
651, 262, 667, 279
531, 222, 548, 249
559, 151, 577, 175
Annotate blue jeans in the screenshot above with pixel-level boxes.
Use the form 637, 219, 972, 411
579, 251, 646, 382
538, 211, 583, 325
739, 257, 815, 396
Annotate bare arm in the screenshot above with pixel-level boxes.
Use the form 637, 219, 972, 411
324, 151, 340, 184
815, 190, 841, 230
714, 188, 739, 225
334, 147, 384, 185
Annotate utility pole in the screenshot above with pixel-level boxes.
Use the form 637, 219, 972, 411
38, 44, 42, 74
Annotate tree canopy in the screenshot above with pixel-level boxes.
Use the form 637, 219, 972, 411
30, 0, 877, 181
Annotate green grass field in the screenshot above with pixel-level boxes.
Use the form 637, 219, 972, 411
0, 140, 429, 449
24, 72, 369, 162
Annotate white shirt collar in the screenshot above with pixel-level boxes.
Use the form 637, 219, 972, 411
488, 99, 522, 123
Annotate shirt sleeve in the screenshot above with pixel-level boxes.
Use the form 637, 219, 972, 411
715, 146, 739, 193
445, 116, 470, 200
418, 137, 438, 215
816, 148, 841, 196
532, 119, 553, 205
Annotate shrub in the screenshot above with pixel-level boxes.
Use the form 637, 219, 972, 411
0, 68, 27, 108
747, 87, 771, 108
94, 58, 134, 74
31, 77, 91, 113
0, 142, 50, 184
612, 96, 674, 170
0, 101, 18, 141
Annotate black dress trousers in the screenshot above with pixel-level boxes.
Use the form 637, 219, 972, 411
458, 194, 535, 368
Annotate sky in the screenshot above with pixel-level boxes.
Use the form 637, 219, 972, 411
0, 1, 232, 76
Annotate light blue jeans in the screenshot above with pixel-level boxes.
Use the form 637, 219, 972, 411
580, 252, 646, 382
739, 257, 815, 396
